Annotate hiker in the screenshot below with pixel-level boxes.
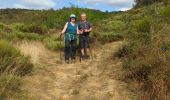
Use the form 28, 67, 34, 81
61, 14, 78, 64
78, 13, 93, 60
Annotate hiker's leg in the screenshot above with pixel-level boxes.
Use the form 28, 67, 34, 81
65, 40, 70, 62
85, 36, 90, 58
71, 40, 77, 60
80, 36, 85, 57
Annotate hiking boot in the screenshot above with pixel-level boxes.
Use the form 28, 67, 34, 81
65, 60, 69, 64
81, 55, 85, 61
72, 59, 76, 64
85, 55, 90, 59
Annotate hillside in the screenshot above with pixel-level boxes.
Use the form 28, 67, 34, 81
0, 1, 170, 100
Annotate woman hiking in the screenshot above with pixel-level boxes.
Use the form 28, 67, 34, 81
61, 14, 78, 64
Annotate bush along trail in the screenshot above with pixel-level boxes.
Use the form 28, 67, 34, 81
16, 41, 136, 100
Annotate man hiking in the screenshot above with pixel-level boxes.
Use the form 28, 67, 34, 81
78, 13, 93, 60
61, 14, 78, 64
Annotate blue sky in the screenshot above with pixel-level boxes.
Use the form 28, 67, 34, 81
0, 0, 135, 12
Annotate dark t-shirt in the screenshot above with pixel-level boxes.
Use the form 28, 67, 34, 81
78, 21, 92, 36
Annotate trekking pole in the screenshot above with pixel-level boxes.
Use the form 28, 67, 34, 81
59, 34, 63, 63
89, 46, 94, 60
79, 36, 82, 63
88, 38, 94, 60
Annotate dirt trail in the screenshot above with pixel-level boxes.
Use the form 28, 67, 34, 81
17, 41, 136, 100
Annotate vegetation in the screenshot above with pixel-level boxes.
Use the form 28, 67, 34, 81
0, 40, 33, 99
135, 0, 169, 7
0, 1, 170, 99
115, 2, 170, 99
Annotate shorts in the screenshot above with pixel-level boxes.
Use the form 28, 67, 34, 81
79, 35, 90, 49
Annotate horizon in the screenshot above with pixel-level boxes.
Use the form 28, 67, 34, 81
0, 0, 135, 12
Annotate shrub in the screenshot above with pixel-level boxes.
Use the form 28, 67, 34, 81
12, 23, 25, 31
16, 32, 43, 40
135, 16, 152, 33
20, 24, 48, 35
159, 6, 170, 21
98, 32, 124, 43
0, 23, 12, 33
0, 40, 33, 76
0, 40, 33, 99
0, 75, 22, 99
0, 23, 5, 30
43, 37, 64, 50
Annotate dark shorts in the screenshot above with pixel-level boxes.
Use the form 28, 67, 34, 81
79, 35, 90, 49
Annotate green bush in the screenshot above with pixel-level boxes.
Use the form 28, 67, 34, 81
159, 6, 170, 21
20, 24, 48, 35
0, 40, 33, 75
12, 23, 25, 31
0, 75, 22, 99
43, 37, 64, 50
0, 23, 12, 33
98, 32, 124, 43
0, 23, 5, 30
135, 16, 152, 33
16, 32, 43, 40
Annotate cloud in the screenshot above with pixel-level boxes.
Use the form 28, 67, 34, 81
78, 0, 134, 11
19, 0, 56, 9
0, 0, 56, 9
120, 7, 131, 11
13, 4, 27, 9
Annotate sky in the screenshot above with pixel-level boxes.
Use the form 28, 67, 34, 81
0, 0, 135, 12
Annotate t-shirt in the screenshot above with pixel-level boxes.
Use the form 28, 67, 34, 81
78, 21, 92, 36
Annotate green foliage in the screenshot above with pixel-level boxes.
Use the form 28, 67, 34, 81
107, 20, 125, 31
43, 37, 64, 50
0, 40, 33, 99
159, 6, 170, 21
19, 24, 48, 35
1, 31, 43, 41
135, 16, 152, 33
15, 32, 43, 40
0, 23, 12, 33
134, 0, 168, 7
0, 7, 108, 29
0, 75, 22, 99
98, 32, 124, 43
115, 3, 170, 99
0, 40, 33, 75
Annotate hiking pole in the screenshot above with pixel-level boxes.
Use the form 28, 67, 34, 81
79, 36, 82, 63
88, 38, 94, 61
89, 46, 94, 60
59, 33, 63, 63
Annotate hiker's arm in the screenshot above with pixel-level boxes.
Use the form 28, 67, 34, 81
77, 26, 80, 35
85, 23, 93, 32
85, 27, 92, 33
77, 25, 83, 34
88, 27, 93, 32
61, 22, 68, 35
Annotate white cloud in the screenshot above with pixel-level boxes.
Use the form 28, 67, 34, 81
85, 0, 133, 6
13, 4, 27, 9
120, 7, 131, 11
78, 0, 134, 11
14, 0, 56, 9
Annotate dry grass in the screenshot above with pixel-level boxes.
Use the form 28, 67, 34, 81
15, 41, 45, 64
14, 41, 136, 100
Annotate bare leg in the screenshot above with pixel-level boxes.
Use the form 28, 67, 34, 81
85, 48, 90, 59
81, 48, 85, 56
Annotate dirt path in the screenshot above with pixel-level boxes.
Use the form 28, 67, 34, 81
17, 41, 136, 100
